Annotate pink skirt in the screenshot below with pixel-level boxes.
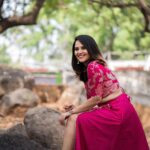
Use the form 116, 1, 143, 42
75, 93, 149, 150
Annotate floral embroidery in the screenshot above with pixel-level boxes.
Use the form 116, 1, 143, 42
85, 61, 120, 99
103, 80, 113, 87
106, 72, 116, 80
95, 84, 103, 96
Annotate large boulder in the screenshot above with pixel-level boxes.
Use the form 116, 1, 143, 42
0, 134, 49, 150
0, 88, 40, 116
6, 123, 28, 137
0, 86, 5, 97
24, 107, 64, 149
0, 123, 49, 150
0, 65, 34, 94
33, 85, 65, 103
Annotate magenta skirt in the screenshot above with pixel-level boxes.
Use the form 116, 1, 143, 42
75, 93, 149, 150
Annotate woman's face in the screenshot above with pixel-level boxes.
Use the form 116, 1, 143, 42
74, 40, 90, 63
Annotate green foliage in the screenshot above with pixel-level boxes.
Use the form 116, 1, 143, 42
140, 33, 150, 50
1, 0, 150, 63
56, 71, 62, 84
0, 45, 11, 64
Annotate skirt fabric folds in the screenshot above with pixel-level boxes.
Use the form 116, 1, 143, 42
75, 93, 149, 150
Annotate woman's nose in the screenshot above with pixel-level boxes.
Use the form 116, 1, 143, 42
77, 49, 82, 53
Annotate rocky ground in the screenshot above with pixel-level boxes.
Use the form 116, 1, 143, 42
0, 65, 150, 149
0, 98, 150, 147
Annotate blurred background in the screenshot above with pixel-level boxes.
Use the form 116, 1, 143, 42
0, 0, 150, 149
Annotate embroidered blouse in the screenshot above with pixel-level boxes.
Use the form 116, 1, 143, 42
85, 60, 120, 99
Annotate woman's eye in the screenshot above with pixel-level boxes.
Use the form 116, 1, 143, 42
74, 46, 86, 51
74, 47, 79, 51
81, 46, 86, 50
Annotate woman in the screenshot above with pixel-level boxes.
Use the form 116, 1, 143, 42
59, 35, 149, 150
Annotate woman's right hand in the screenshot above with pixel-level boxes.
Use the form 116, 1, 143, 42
63, 104, 75, 112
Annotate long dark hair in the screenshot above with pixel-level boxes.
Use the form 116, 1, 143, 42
72, 35, 106, 82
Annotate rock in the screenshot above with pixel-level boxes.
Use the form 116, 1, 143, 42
0, 76, 24, 93
0, 129, 6, 135
33, 85, 65, 103
0, 88, 40, 115
0, 86, 5, 97
6, 123, 28, 137
24, 75, 35, 90
0, 134, 49, 150
24, 107, 64, 149
0, 65, 35, 94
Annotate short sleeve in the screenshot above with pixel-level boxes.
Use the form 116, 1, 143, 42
86, 61, 104, 99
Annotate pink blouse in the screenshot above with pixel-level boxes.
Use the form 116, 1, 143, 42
85, 61, 120, 99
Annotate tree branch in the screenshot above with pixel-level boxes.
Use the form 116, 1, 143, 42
138, 0, 150, 32
0, 0, 4, 20
0, 0, 45, 33
89, 0, 150, 32
89, 0, 138, 8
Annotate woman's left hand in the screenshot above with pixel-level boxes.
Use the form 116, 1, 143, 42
59, 112, 71, 126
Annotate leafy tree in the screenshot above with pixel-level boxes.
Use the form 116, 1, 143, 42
0, 0, 149, 33
89, 0, 150, 33
0, 0, 149, 63
0, 0, 45, 33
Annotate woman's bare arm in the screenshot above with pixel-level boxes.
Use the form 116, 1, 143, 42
71, 88, 122, 114
59, 89, 122, 125
70, 96, 101, 114
59, 96, 101, 125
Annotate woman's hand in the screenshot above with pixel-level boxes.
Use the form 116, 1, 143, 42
59, 112, 71, 126
63, 104, 75, 112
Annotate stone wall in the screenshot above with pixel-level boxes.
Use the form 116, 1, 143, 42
115, 70, 150, 105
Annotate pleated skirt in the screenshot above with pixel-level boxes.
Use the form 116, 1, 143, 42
75, 93, 149, 150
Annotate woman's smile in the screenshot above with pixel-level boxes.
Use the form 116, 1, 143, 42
74, 40, 90, 63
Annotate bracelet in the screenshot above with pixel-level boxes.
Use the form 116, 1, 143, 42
65, 110, 73, 120
68, 110, 73, 116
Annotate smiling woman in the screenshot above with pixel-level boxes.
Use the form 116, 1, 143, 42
59, 35, 149, 150
74, 40, 90, 64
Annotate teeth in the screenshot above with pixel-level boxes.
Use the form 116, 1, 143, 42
78, 56, 84, 58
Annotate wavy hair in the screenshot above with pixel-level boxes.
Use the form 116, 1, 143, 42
72, 35, 107, 82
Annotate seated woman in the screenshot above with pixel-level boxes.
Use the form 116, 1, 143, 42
59, 35, 149, 150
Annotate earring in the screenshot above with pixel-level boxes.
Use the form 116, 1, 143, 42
77, 61, 80, 64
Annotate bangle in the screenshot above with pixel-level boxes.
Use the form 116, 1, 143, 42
68, 110, 73, 116
65, 110, 73, 120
